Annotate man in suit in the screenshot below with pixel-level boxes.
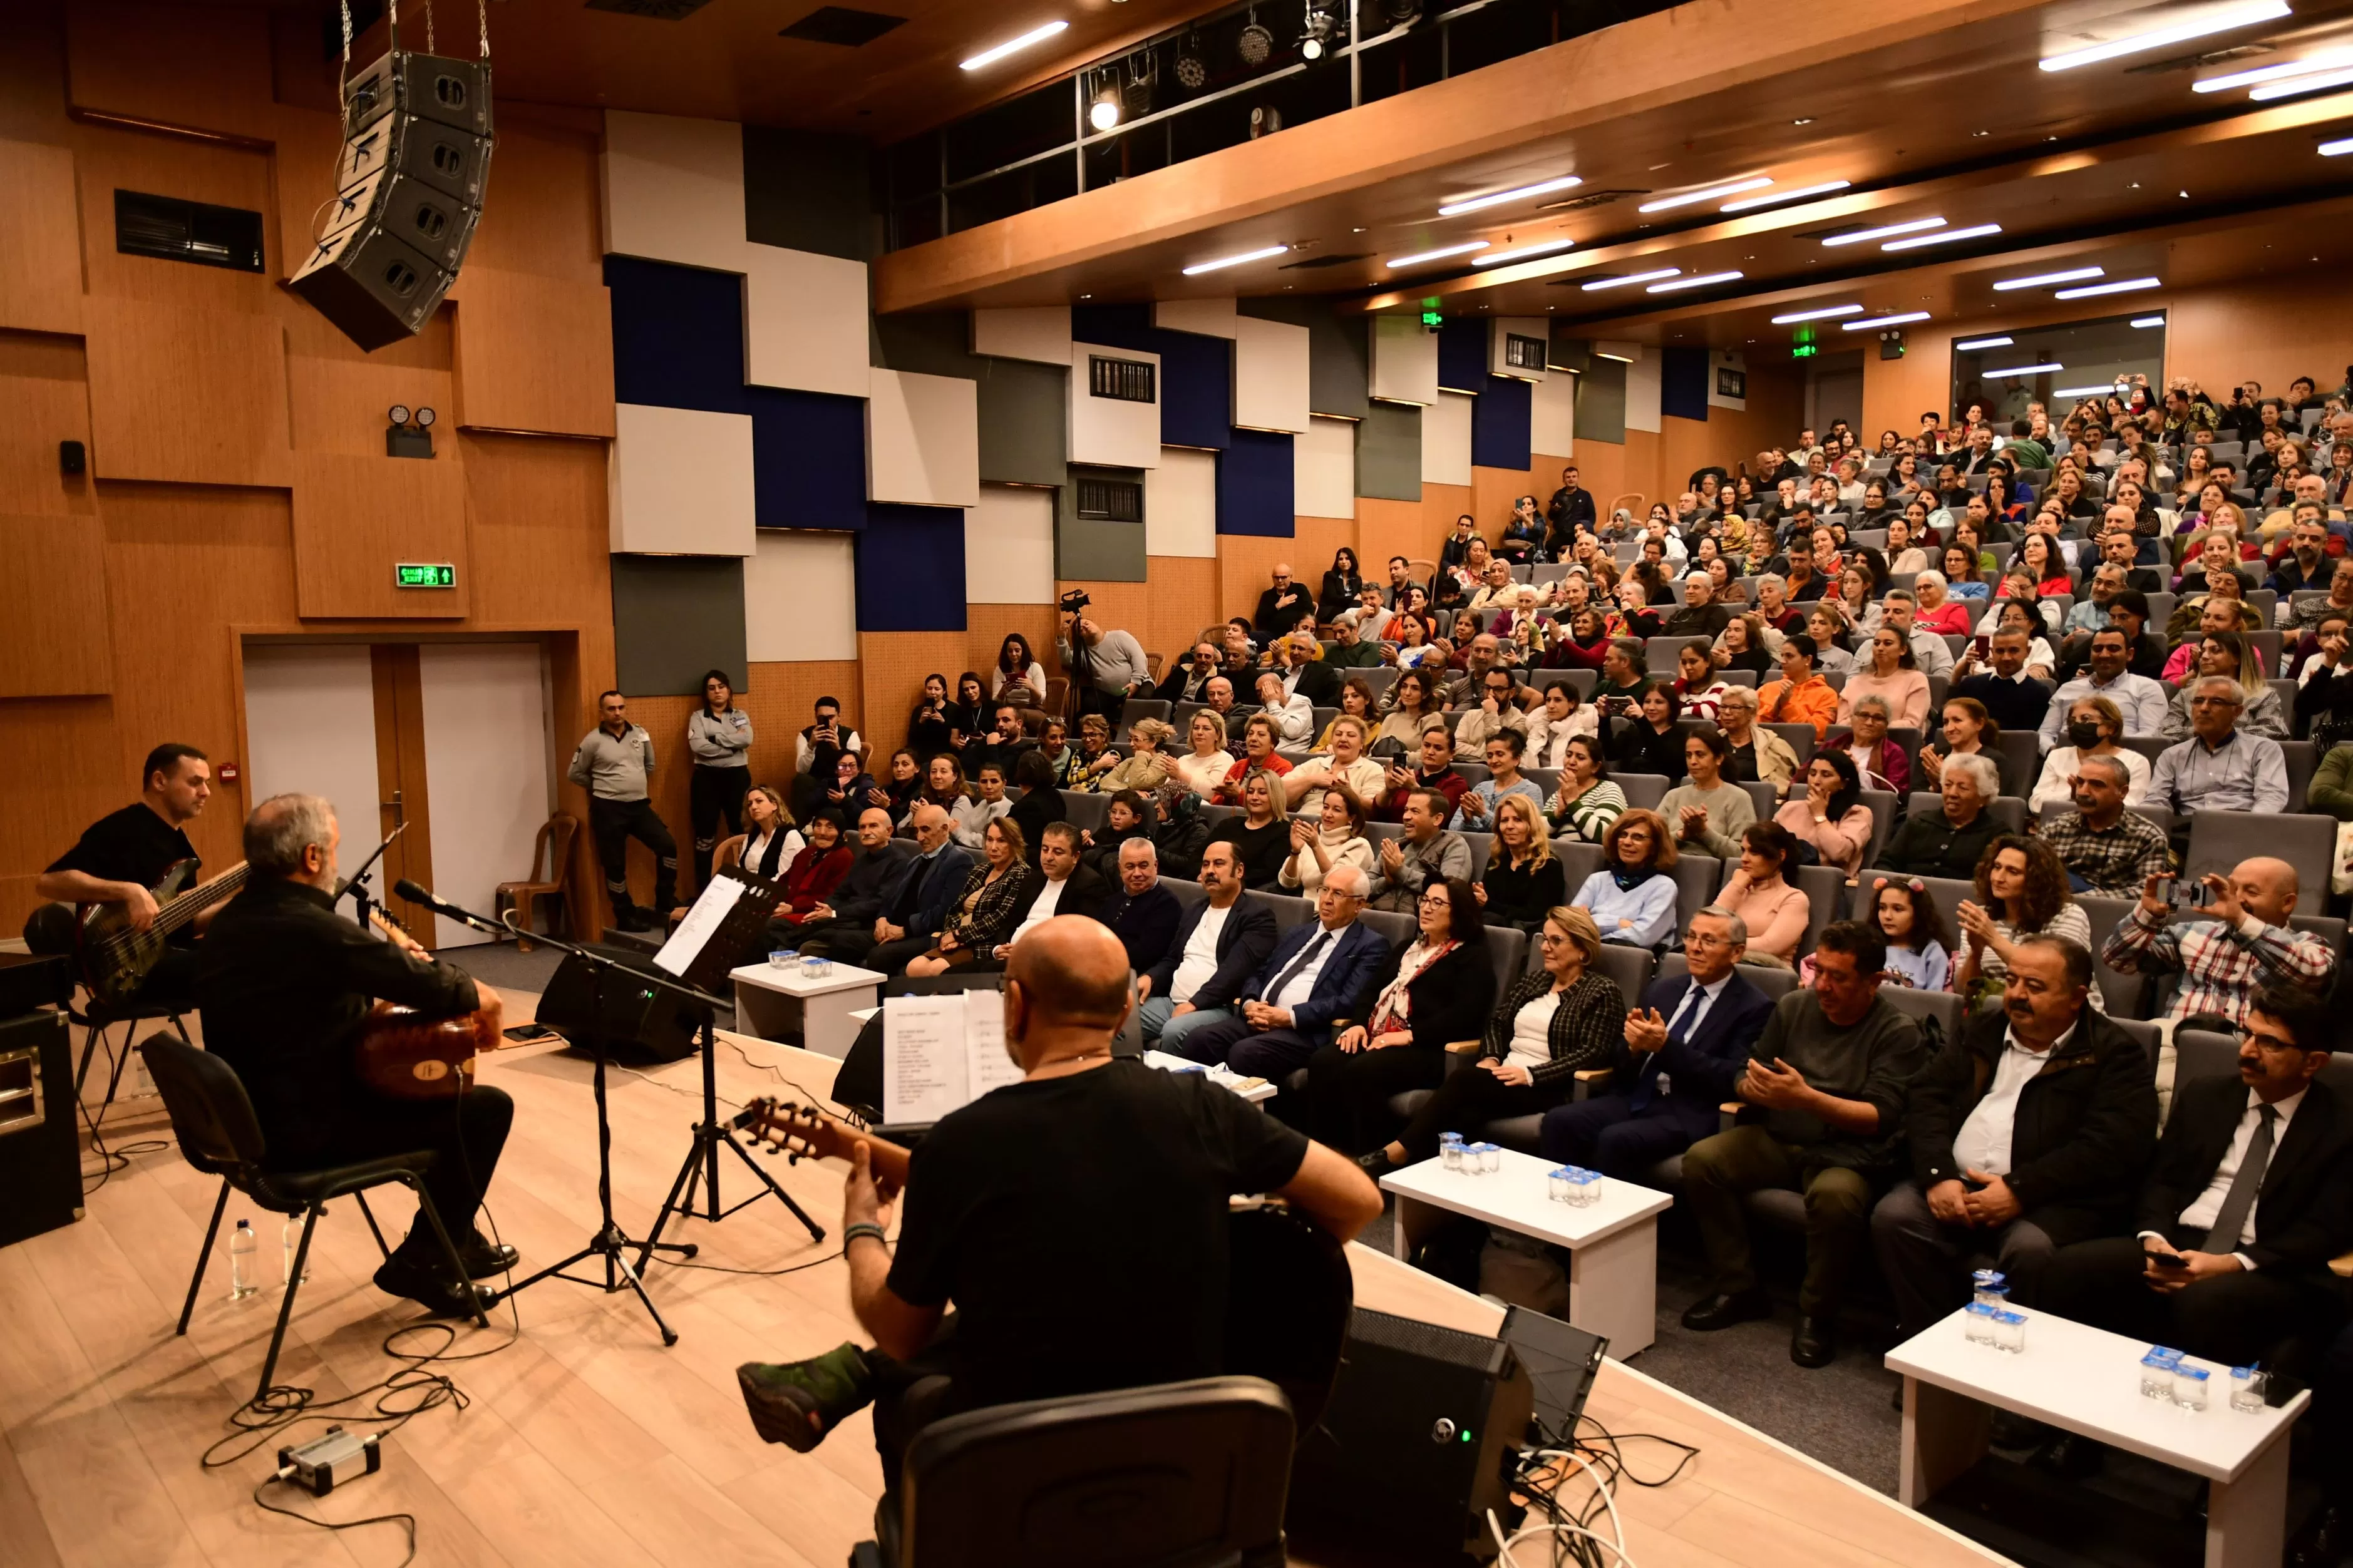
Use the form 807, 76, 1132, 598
791, 807, 913, 958
1539, 908, 1775, 1177
1138, 841, 1279, 1053
1279, 635, 1342, 709
1097, 837, 1182, 975
973, 824, 1104, 970
825, 804, 973, 971
1156, 641, 1223, 705
1871, 936, 2157, 1340
1254, 565, 1312, 637
1165, 862, 1387, 1079
2042, 980, 2353, 1370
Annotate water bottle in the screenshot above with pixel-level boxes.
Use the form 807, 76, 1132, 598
2139, 1348, 2180, 1398
281, 1216, 311, 1288
1964, 1300, 1997, 1345
1440, 1133, 1465, 1172
1970, 1269, 2009, 1315
228, 1219, 258, 1300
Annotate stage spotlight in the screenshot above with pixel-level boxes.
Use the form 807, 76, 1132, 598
1175, 26, 1208, 88
1238, 6, 1273, 64
1088, 73, 1122, 131
1299, 2, 1338, 61
1122, 53, 1155, 117
1381, 0, 1423, 24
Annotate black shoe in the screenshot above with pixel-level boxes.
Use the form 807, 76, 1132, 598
1357, 1149, 1398, 1174
1790, 1316, 1837, 1368
372, 1253, 490, 1318
736, 1344, 877, 1452
2035, 1432, 2103, 1480
1680, 1289, 1772, 1332
612, 908, 653, 933
458, 1231, 519, 1279
1988, 1410, 2050, 1450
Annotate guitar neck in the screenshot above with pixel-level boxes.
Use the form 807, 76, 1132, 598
153, 863, 249, 935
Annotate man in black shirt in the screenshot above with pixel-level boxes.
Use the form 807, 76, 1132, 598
734, 916, 1379, 1483
197, 794, 513, 1316
1545, 465, 1595, 550
37, 742, 220, 1006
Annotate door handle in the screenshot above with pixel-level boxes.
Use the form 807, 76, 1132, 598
382, 788, 405, 828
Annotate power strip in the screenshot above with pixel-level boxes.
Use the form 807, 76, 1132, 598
274, 1425, 382, 1497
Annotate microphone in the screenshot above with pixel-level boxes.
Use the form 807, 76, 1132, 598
393, 879, 505, 936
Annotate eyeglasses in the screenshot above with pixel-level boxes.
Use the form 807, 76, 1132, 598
2189, 696, 2243, 709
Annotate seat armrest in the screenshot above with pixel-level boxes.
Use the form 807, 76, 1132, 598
1571, 1065, 1612, 1104
1719, 1100, 1743, 1132
1443, 1043, 1481, 1077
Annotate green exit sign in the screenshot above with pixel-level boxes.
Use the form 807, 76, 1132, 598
395, 562, 456, 589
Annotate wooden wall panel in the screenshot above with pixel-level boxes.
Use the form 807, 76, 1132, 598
0, 699, 135, 929
460, 432, 612, 633
84, 297, 291, 487
1290, 516, 1357, 606
284, 314, 458, 459
269, 102, 348, 285
0, 141, 83, 334
0, 331, 96, 518
451, 268, 618, 438
460, 111, 607, 287
1412, 481, 1473, 568
858, 631, 937, 757
1471, 466, 1534, 535
0, 515, 113, 697
66, 3, 275, 143
965, 605, 1060, 695
291, 452, 472, 619
1356, 498, 1426, 581
74, 121, 275, 311
743, 660, 863, 786
1217, 533, 1292, 627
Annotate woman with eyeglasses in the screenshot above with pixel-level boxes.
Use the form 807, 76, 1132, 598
1570, 808, 1680, 948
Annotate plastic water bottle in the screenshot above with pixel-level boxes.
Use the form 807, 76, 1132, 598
1970, 1269, 2009, 1315
2139, 1348, 2180, 1398
1440, 1133, 1465, 1172
1964, 1300, 1997, 1345
281, 1216, 311, 1288
228, 1220, 258, 1299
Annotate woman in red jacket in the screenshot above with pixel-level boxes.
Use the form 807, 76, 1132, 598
771, 809, 855, 925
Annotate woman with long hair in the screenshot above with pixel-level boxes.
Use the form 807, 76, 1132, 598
900, 817, 1041, 978
687, 667, 754, 889
1099, 716, 1176, 794
1660, 724, 1758, 859
1206, 769, 1291, 889
991, 633, 1046, 709
1477, 795, 1566, 931
1311, 678, 1378, 754
1279, 784, 1375, 896
1546, 734, 1625, 844
1917, 696, 2014, 796
1838, 624, 1930, 730
1672, 642, 1733, 722
1714, 821, 1809, 965
1612, 682, 1686, 777
947, 671, 989, 749
1375, 670, 1444, 750
873, 749, 924, 820
916, 752, 967, 822
1774, 751, 1875, 878
1570, 809, 1680, 948
1954, 836, 2093, 1005
1317, 546, 1366, 622
727, 782, 801, 883
907, 672, 957, 762
1173, 710, 1238, 797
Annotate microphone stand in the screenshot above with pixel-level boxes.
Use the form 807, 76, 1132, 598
337, 821, 404, 937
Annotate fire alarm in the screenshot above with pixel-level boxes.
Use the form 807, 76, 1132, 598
218, 762, 240, 784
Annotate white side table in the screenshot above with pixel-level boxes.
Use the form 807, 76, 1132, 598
1380, 1147, 1672, 1357
1143, 1050, 1277, 1104
728, 961, 885, 1059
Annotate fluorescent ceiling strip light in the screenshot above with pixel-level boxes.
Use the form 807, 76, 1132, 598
959, 19, 1068, 70
2250, 64, 2353, 98
2131, 315, 2168, 327
2054, 276, 2161, 298
1582, 268, 1681, 290
1992, 265, 2104, 290
2037, 0, 2291, 73
1954, 336, 2014, 350
2054, 384, 2122, 396
1472, 237, 1577, 265
1647, 270, 1744, 292
2323, 135, 2353, 154
1883, 222, 2003, 251
1438, 177, 1583, 216
1594, 351, 1633, 362
1384, 241, 1490, 267
1771, 303, 1863, 323
1842, 311, 1930, 330
1637, 176, 1774, 213
2194, 46, 2353, 90
1983, 362, 2066, 378
1181, 244, 1289, 275
1721, 180, 1852, 213
1821, 217, 1945, 246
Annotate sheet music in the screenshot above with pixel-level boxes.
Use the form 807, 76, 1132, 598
652, 876, 744, 976
883, 993, 969, 1124
962, 993, 1023, 1100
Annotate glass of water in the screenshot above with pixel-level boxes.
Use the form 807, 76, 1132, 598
2229, 1368, 2268, 1413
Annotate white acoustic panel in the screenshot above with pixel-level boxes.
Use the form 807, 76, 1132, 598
419, 643, 553, 948
1531, 366, 1576, 456
1295, 416, 1356, 520
965, 486, 1058, 604
1369, 315, 1439, 405
1233, 316, 1311, 434
1491, 317, 1550, 382
599, 110, 746, 272
1421, 391, 1473, 486
744, 243, 870, 398
868, 367, 981, 507
1624, 349, 1663, 434
1068, 342, 1161, 469
1155, 298, 1238, 338
609, 402, 756, 555
1145, 447, 1218, 558
1709, 349, 1749, 411
746, 531, 857, 662
971, 307, 1072, 364
241, 645, 381, 890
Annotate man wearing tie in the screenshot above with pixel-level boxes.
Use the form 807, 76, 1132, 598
1538, 908, 1774, 1176
810, 804, 972, 970
1166, 863, 1388, 1080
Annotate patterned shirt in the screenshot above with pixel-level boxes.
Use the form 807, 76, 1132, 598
2101, 904, 2338, 1024
2039, 809, 2173, 896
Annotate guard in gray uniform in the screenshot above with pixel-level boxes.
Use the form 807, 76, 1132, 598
569, 690, 677, 931
687, 667, 754, 889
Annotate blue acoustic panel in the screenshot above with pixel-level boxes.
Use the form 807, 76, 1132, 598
1156, 328, 1232, 449
1217, 428, 1295, 538
1438, 317, 1488, 394
604, 255, 748, 415
856, 503, 967, 631
748, 386, 867, 530
1470, 374, 1532, 472
1662, 346, 1711, 422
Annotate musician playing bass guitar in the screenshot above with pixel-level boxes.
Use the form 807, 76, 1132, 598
734, 915, 1382, 1488
198, 793, 514, 1317
35, 744, 220, 1007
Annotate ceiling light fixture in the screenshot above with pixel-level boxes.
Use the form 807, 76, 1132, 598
1720, 179, 1852, 212
2322, 134, 2353, 154
1647, 269, 1744, 292
1770, 303, 1864, 322
2053, 383, 2124, 396
1383, 240, 1490, 267
2193, 46, 2353, 90
1088, 74, 1123, 130
1237, 6, 1274, 64
960, 19, 1069, 71
1882, 221, 2003, 251
1636, 176, 1774, 213
1471, 237, 1577, 265
1182, 243, 1290, 275
2131, 315, 2168, 327
1954, 336, 2015, 350
1438, 176, 1584, 217
1299, 2, 1339, 61
2037, 0, 2291, 73
1982, 362, 2066, 378
1821, 217, 1945, 246
1582, 267, 1682, 290
2054, 275, 2161, 298
1842, 310, 1931, 330
1992, 265, 2104, 290
2250, 64, 2353, 98
1175, 26, 1208, 87
1593, 350, 1633, 362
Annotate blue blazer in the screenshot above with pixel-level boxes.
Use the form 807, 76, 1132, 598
1627, 970, 1776, 1132
1239, 919, 1389, 1045
881, 844, 974, 939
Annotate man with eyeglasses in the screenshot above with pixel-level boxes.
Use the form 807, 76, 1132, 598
2148, 675, 2289, 816
1254, 564, 1311, 638
1165, 863, 1388, 1079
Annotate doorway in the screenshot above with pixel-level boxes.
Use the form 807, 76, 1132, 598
1805, 351, 1865, 439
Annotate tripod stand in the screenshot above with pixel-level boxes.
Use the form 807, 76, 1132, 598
636, 1007, 826, 1273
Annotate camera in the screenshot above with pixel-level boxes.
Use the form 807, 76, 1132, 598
1059, 588, 1091, 615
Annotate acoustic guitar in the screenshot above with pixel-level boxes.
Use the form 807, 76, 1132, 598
351, 906, 501, 1100
71, 858, 249, 1008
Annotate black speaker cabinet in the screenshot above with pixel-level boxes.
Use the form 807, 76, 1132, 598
0, 1010, 83, 1248
535, 945, 701, 1063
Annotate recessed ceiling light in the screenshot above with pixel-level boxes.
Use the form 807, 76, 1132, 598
1181, 244, 1290, 275
2054, 276, 2161, 298
1822, 217, 1945, 246
1437, 176, 1583, 217
1793, 117, 1815, 125
1982, 362, 2066, 378
1594, 351, 1633, 362
2037, 0, 2290, 73
1647, 270, 1743, 292
1582, 268, 1682, 290
1769, 303, 1864, 322
1841, 311, 1930, 330
2322, 135, 2353, 155
1636, 177, 1774, 213
960, 19, 1069, 71
2250, 64, 2353, 99
2194, 47, 2353, 91
1972, 129, 1990, 137
2131, 315, 2167, 327
1721, 180, 1851, 212
1472, 237, 1577, 266
1383, 241, 1491, 268
1954, 336, 2014, 350
1882, 221, 2002, 251
1992, 265, 2104, 290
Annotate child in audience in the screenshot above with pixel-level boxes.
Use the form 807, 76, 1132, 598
1869, 876, 1952, 991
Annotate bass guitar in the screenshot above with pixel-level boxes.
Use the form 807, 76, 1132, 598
73, 858, 249, 1008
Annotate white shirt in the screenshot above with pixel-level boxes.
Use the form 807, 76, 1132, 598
1951, 1023, 2072, 1177
1269, 923, 1348, 1012
2163, 1085, 2307, 1268
1170, 901, 1232, 1004
1507, 990, 1562, 1072
1007, 873, 1069, 946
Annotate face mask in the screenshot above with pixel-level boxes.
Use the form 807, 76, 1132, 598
2066, 719, 2103, 749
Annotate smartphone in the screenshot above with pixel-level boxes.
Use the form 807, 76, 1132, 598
2157, 878, 2215, 911
1970, 635, 1990, 659
2149, 1251, 2188, 1269
503, 1022, 559, 1043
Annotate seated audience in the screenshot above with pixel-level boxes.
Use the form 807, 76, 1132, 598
919, 821, 1106, 977
1869, 874, 1953, 991
910, 753, 967, 828
1714, 822, 1808, 965
1917, 697, 2015, 797
1005, 751, 1064, 869
1775, 751, 1877, 879
1451, 665, 1532, 759
1757, 635, 1839, 741
1280, 784, 1375, 896
1149, 782, 1210, 881
1137, 841, 1275, 1051
962, 704, 1031, 784
1953, 836, 2093, 1005
1656, 724, 1754, 860
1453, 730, 1544, 831
890, 819, 1040, 978
1612, 683, 1688, 777
2103, 856, 2337, 1025
1875, 754, 2001, 881
1571, 809, 1681, 949
770, 807, 850, 922
1546, 734, 1626, 845
1095, 838, 1182, 974
816, 804, 973, 967
1206, 769, 1290, 889
728, 783, 803, 884
1717, 685, 1801, 797
1157, 641, 1223, 704
2159, 632, 2287, 741
1825, 694, 1910, 795
2029, 695, 2149, 809
1527, 682, 1599, 771
1838, 626, 1932, 730
1369, 787, 1473, 913
1079, 788, 1150, 878
1477, 796, 1567, 932
2150, 675, 2291, 813
785, 809, 910, 952
2038, 628, 2166, 750
1284, 714, 1384, 808
1172, 711, 1237, 797
1253, 670, 1315, 747
1096, 718, 1176, 796
1373, 724, 1471, 822
2041, 756, 2173, 897
1212, 715, 1294, 806
949, 762, 1011, 851
1164, 863, 1389, 1078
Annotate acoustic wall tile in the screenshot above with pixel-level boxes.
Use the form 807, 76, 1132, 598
0, 140, 84, 334
744, 243, 871, 399
1068, 342, 1161, 469
976, 357, 1068, 487
1490, 317, 1551, 382
741, 126, 871, 262
610, 402, 756, 556
600, 110, 748, 272
613, 555, 748, 697
1232, 317, 1311, 434
965, 486, 1058, 605
1155, 299, 1238, 338
1661, 345, 1710, 422
1421, 391, 1473, 486
452, 268, 619, 440
605, 254, 747, 414
857, 504, 967, 631
1369, 317, 1439, 406
748, 387, 867, 530
1153, 329, 1232, 450
971, 307, 1073, 364
874, 312, 980, 380
1295, 416, 1356, 521
745, 530, 857, 660
1530, 364, 1576, 456
1709, 349, 1749, 411
83, 297, 289, 488
1356, 401, 1423, 501
1471, 376, 1533, 472
1217, 429, 1294, 537
1576, 358, 1628, 444
1438, 317, 1487, 394
1624, 348, 1663, 434
867, 367, 981, 507
1058, 474, 1148, 582
1309, 311, 1371, 422
1146, 448, 1218, 558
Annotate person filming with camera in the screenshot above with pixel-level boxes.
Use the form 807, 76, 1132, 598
1056, 591, 1151, 720
2101, 858, 2337, 1029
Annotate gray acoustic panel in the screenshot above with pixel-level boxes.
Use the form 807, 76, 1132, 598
1240, 296, 1369, 420
1575, 357, 1628, 445
611, 555, 749, 698
742, 126, 874, 262
1057, 467, 1147, 583
1548, 328, 1593, 374
1356, 399, 1422, 501
871, 310, 978, 379
977, 357, 1068, 486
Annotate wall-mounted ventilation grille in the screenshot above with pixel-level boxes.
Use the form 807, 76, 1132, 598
1503, 333, 1545, 371
1088, 356, 1156, 404
1076, 477, 1143, 521
779, 6, 908, 44
114, 190, 264, 272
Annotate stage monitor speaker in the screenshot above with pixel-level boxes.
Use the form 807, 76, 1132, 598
534, 945, 700, 1063
0, 1011, 81, 1248
1285, 1306, 1535, 1565
291, 49, 492, 353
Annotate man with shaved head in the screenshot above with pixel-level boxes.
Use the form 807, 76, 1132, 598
2103, 855, 2338, 1027
735, 915, 1381, 1490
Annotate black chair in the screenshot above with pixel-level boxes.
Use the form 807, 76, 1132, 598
138, 1034, 485, 1405
21, 901, 193, 1144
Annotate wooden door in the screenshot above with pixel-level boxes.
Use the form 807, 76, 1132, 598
369, 645, 441, 948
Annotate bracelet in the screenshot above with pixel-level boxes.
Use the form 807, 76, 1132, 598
843, 1222, 888, 1252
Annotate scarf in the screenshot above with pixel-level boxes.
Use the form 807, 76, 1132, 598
1610, 863, 1661, 892
1368, 939, 1458, 1036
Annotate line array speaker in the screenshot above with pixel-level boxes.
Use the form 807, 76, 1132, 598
291, 50, 493, 352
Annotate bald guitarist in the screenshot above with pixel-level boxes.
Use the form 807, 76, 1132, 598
198, 793, 514, 1318
36, 743, 221, 1006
